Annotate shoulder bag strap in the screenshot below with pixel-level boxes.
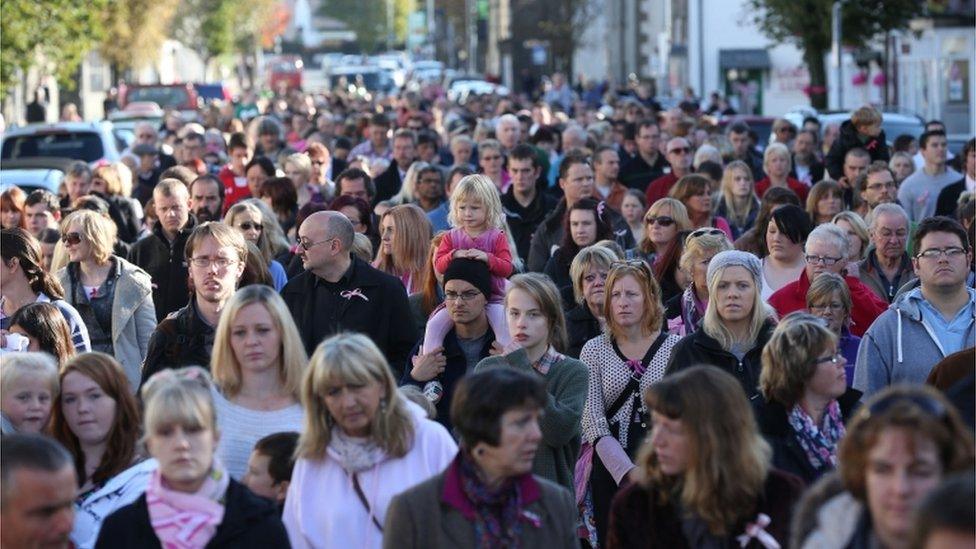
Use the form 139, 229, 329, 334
351, 473, 384, 532
606, 331, 670, 419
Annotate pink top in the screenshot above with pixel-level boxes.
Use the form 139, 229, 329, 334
435, 227, 513, 298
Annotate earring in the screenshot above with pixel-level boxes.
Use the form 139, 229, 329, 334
379, 398, 388, 411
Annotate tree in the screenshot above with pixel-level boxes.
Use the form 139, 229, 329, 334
744, 0, 923, 109
0, 0, 108, 97
171, 0, 277, 78
516, 0, 596, 75
99, 0, 181, 75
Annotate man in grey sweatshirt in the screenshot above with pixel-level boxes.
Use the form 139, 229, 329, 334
854, 216, 974, 399
897, 130, 961, 222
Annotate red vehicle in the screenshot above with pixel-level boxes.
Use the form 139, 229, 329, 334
268, 56, 303, 92
120, 84, 200, 121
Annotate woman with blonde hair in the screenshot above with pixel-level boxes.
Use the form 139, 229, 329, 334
375, 161, 431, 215
225, 199, 289, 290
713, 160, 760, 240
667, 230, 734, 336
832, 211, 870, 262
210, 284, 307, 479
283, 333, 456, 549
55, 209, 155, 390
579, 260, 682, 545
756, 142, 809, 201
627, 197, 691, 264
566, 245, 619, 357
607, 366, 804, 547
806, 180, 844, 225
667, 250, 777, 401
95, 367, 289, 547
374, 204, 432, 294
91, 163, 141, 244
756, 312, 861, 484
407, 232, 445, 341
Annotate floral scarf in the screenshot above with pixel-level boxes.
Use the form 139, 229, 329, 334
146, 458, 230, 549
329, 426, 386, 474
680, 286, 707, 335
787, 401, 846, 471
458, 450, 524, 549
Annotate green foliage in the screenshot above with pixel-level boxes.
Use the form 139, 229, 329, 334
99, 0, 181, 72
743, 0, 923, 107
0, 0, 108, 97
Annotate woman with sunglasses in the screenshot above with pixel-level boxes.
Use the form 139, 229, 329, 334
668, 174, 734, 240
54, 210, 155, 391
666, 230, 733, 336
225, 200, 289, 291
544, 198, 614, 292
579, 260, 681, 546
792, 386, 974, 549
666, 250, 777, 401
756, 313, 862, 485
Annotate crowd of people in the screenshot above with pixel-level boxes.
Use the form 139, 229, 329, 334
0, 77, 974, 549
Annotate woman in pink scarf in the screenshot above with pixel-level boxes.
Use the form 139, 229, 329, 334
94, 367, 288, 548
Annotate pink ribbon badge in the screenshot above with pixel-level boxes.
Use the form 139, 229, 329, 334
340, 288, 369, 302
520, 509, 541, 528
736, 513, 780, 549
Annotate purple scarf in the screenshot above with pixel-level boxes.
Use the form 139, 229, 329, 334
787, 401, 846, 471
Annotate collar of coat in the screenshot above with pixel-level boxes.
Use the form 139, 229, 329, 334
440, 452, 540, 521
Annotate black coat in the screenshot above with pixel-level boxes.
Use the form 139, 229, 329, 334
94, 479, 288, 549
824, 120, 890, 180
935, 177, 966, 217
374, 160, 405, 205
128, 216, 197, 321
140, 299, 215, 390
665, 321, 775, 401
754, 388, 862, 485
789, 155, 825, 184
99, 193, 141, 244
565, 304, 601, 359
502, 187, 558, 263
281, 256, 417, 378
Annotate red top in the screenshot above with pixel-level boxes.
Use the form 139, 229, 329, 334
768, 270, 888, 336
218, 164, 251, 213
755, 176, 809, 202
644, 173, 679, 207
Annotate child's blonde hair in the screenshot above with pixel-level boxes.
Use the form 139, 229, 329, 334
448, 174, 505, 230
1, 353, 60, 400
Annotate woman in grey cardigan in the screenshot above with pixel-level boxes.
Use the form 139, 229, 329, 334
383, 367, 578, 549
475, 273, 588, 492
56, 210, 155, 392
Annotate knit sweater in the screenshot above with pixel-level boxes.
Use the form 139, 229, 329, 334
475, 348, 588, 491
211, 388, 304, 479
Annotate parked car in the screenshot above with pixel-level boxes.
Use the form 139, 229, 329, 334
1, 122, 123, 165
121, 83, 200, 120
0, 157, 76, 195
327, 65, 396, 96
108, 101, 165, 147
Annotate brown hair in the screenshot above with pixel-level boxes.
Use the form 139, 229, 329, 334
505, 273, 568, 352
9, 302, 76, 366
51, 352, 141, 487
759, 312, 838, 408
851, 105, 882, 129
838, 385, 975, 501
805, 180, 843, 224
806, 272, 852, 325
420, 232, 446, 317
1, 228, 65, 299
373, 204, 431, 293
0, 187, 27, 229
603, 260, 664, 338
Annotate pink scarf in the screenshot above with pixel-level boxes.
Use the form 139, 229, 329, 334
146, 459, 230, 549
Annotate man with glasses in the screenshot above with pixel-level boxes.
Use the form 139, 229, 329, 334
619, 119, 670, 191
769, 223, 887, 336
282, 211, 415, 376
645, 137, 693, 206
129, 179, 198, 321
141, 222, 246, 385
898, 130, 961, 222
857, 203, 917, 303
373, 129, 417, 205
854, 161, 898, 219
402, 258, 497, 430
854, 216, 974, 398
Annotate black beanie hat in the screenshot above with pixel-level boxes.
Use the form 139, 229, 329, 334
443, 258, 492, 300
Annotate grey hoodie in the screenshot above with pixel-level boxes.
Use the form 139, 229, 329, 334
853, 288, 976, 399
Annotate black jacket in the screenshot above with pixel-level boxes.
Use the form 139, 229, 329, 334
281, 256, 417, 377
935, 177, 967, 217
502, 187, 557, 263
665, 321, 776, 401
618, 152, 669, 191
98, 193, 141, 244
401, 327, 496, 432
526, 199, 624, 273
789, 155, 825, 184
140, 299, 215, 389
754, 388, 862, 484
128, 216, 197, 321
94, 479, 288, 549
565, 304, 601, 359
373, 160, 406, 205
824, 120, 890, 180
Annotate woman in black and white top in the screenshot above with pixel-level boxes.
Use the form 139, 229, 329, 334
578, 259, 681, 547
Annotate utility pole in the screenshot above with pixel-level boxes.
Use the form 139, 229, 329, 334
467, 0, 478, 73
387, 0, 396, 50
831, 1, 843, 110
427, 0, 436, 57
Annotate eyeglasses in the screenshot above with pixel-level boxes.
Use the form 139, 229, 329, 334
688, 228, 725, 239
299, 237, 337, 251
809, 302, 845, 313
444, 290, 482, 302
190, 256, 238, 269
813, 352, 844, 365
238, 222, 263, 232
668, 147, 690, 155
61, 232, 82, 245
915, 247, 966, 260
865, 181, 896, 191
645, 216, 675, 226
804, 254, 844, 266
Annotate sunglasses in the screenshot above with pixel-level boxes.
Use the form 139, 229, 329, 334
687, 228, 725, 240
61, 232, 82, 245
238, 222, 263, 232
668, 147, 690, 155
645, 216, 675, 226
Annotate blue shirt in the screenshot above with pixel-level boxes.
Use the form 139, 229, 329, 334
427, 202, 451, 233
912, 287, 976, 357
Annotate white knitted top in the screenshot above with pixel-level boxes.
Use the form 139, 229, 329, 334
211, 387, 305, 479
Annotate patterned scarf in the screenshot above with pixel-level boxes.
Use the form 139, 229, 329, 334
679, 286, 707, 335
458, 450, 523, 549
146, 458, 230, 549
787, 401, 846, 471
329, 426, 386, 474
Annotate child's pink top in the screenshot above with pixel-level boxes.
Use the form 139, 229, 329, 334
435, 227, 513, 297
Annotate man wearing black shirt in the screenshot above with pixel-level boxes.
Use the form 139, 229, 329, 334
618, 119, 669, 191
502, 144, 557, 263
281, 211, 416, 376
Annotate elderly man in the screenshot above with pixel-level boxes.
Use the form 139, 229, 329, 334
768, 223, 887, 336
402, 258, 498, 431
59, 161, 93, 211
644, 137, 693, 206
373, 129, 417, 205
0, 434, 77, 549
899, 130, 962, 222
282, 211, 415, 376
854, 216, 975, 398
619, 119, 669, 190
857, 203, 918, 303
496, 113, 522, 153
